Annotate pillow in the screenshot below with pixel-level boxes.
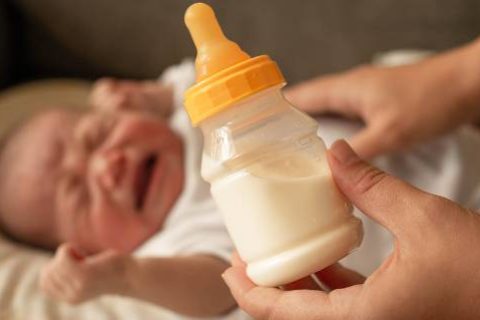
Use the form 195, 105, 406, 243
0, 79, 91, 138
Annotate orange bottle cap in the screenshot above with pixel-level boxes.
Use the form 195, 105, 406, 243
184, 3, 285, 126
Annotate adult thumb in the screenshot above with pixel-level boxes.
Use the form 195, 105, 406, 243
327, 140, 431, 239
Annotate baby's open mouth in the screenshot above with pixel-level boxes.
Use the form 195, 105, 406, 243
135, 154, 157, 210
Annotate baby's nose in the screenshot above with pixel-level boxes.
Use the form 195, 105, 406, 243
92, 149, 126, 190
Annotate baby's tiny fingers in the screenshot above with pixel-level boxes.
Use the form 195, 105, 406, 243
108, 93, 132, 110
41, 272, 69, 301
57, 243, 87, 261
56, 243, 71, 256
48, 270, 88, 304
95, 78, 116, 90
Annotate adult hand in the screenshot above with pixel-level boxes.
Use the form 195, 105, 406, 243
285, 39, 480, 159
223, 140, 480, 320
39, 243, 129, 304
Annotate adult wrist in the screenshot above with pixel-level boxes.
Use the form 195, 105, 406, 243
471, 37, 480, 126
458, 37, 480, 125
465, 37, 480, 124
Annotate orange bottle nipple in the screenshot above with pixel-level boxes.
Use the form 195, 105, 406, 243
184, 2, 250, 82
183, 3, 285, 125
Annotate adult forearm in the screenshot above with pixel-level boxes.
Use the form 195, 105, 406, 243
122, 255, 235, 317
451, 36, 480, 125
470, 37, 480, 127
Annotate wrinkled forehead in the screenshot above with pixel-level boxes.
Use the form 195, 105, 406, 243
0, 109, 80, 235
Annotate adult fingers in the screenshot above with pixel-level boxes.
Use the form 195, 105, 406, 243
285, 74, 356, 117
348, 125, 391, 159
327, 140, 432, 239
223, 266, 342, 320
315, 263, 365, 290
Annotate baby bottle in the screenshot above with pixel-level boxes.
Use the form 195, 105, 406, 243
183, 3, 363, 287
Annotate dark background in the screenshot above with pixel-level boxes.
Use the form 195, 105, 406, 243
1, 0, 479, 89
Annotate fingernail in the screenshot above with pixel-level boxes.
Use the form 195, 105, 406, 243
329, 140, 359, 165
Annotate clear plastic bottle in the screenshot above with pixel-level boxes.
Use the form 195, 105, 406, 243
184, 3, 363, 287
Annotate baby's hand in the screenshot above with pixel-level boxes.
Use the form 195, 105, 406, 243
89, 78, 173, 117
39, 243, 130, 304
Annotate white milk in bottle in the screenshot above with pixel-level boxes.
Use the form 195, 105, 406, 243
183, 3, 363, 286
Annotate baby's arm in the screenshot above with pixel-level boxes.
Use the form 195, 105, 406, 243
124, 255, 235, 317
40, 243, 235, 317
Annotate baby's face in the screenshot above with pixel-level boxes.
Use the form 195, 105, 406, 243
0, 109, 184, 253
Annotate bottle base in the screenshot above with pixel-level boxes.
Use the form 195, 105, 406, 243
246, 218, 363, 287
